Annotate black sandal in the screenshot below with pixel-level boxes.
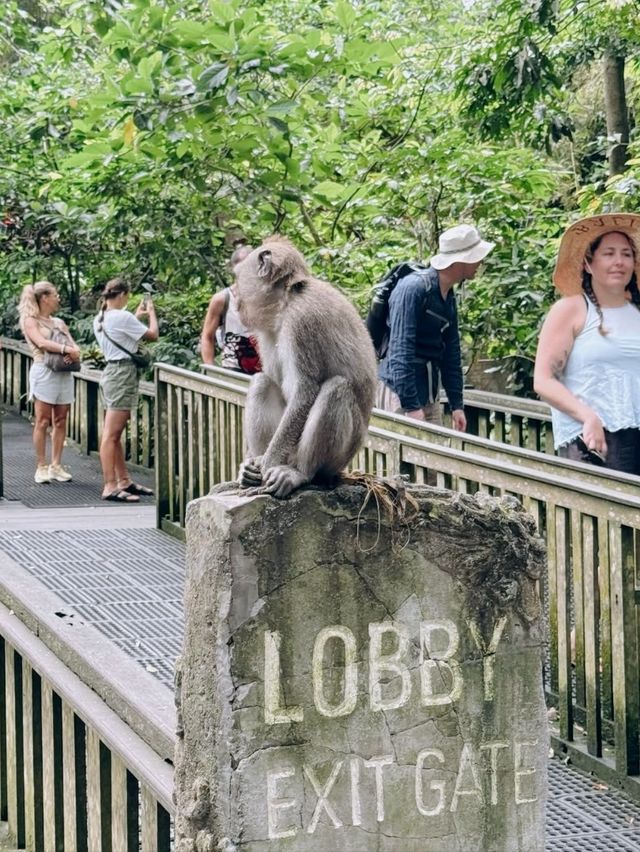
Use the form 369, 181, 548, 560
102, 489, 140, 503
122, 482, 154, 496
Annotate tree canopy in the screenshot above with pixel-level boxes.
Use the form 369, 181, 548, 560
1, 0, 639, 380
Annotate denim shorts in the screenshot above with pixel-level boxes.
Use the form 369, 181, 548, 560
28, 362, 75, 406
100, 360, 139, 411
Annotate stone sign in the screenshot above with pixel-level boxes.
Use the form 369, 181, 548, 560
175, 484, 548, 851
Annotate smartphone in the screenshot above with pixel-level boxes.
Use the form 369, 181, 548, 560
575, 435, 606, 466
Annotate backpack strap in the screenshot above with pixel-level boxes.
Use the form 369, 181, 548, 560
407, 263, 434, 295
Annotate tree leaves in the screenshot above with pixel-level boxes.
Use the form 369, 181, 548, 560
1, 0, 636, 372
61, 142, 115, 169
198, 64, 229, 91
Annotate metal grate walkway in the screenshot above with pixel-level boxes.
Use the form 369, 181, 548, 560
2, 408, 640, 850
0, 526, 184, 689
1, 409, 153, 508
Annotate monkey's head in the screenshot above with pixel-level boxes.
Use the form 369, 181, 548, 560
235, 236, 311, 330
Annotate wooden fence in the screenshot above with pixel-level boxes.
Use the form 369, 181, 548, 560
0, 602, 173, 851
0, 337, 553, 480
201, 364, 556, 451
2, 342, 640, 795
0, 337, 154, 469
158, 363, 640, 797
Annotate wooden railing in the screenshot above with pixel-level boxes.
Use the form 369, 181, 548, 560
0, 602, 173, 851
455, 387, 553, 453
202, 364, 555, 453
3, 347, 639, 794
0, 337, 154, 469
0, 337, 552, 478
158, 364, 640, 796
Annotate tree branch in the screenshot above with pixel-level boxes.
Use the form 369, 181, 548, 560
298, 199, 322, 245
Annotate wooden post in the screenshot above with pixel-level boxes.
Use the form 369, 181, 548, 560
582, 516, 602, 757
5, 647, 18, 845
155, 369, 171, 531
62, 705, 78, 852
85, 729, 101, 851
610, 525, 640, 775
22, 662, 35, 852
41, 681, 56, 852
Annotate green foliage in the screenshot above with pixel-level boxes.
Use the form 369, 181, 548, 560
0, 0, 638, 379
457, 0, 640, 153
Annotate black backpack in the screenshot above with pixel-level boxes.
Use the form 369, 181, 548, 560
365, 262, 429, 359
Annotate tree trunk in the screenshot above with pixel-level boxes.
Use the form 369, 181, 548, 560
603, 49, 629, 176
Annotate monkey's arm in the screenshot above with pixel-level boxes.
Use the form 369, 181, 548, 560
260, 385, 319, 473
238, 457, 263, 486
200, 291, 227, 365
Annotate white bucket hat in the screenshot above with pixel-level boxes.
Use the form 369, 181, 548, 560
429, 224, 495, 270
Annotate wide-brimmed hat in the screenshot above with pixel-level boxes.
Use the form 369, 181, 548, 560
430, 224, 494, 270
553, 213, 640, 295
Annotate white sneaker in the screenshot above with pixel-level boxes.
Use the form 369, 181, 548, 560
35, 465, 51, 484
49, 463, 72, 482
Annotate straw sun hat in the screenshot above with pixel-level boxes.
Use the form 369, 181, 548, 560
553, 213, 640, 296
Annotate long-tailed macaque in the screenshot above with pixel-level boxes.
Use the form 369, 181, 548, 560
235, 236, 377, 498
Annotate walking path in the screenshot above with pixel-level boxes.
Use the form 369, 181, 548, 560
1, 408, 640, 851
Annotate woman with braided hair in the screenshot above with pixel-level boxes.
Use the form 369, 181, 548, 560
93, 277, 159, 502
534, 214, 640, 473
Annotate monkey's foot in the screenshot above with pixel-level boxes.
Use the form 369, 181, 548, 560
238, 457, 263, 488
262, 465, 308, 499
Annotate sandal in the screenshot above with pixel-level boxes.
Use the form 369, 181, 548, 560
102, 489, 140, 503
122, 482, 154, 496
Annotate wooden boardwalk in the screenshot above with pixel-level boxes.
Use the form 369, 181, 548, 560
2, 409, 640, 850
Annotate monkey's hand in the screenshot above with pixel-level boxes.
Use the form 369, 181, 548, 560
262, 465, 307, 499
239, 457, 263, 488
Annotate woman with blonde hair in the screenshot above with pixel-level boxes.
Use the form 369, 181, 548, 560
18, 281, 81, 483
93, 277, 158, 502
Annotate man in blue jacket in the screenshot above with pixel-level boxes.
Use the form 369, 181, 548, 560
377, 224, 494, 430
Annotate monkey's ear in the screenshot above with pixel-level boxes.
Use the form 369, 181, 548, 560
257, 250, 273, 279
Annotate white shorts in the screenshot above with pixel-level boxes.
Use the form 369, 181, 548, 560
28, 362, 75, 406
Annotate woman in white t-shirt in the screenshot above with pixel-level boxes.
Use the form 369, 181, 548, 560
93, 277, 159, 502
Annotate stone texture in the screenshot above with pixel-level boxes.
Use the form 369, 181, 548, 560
175, 484, 548, 851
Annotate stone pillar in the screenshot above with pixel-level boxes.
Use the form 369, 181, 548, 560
175, 485, 548, 852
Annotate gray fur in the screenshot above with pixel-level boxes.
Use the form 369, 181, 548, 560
235, 236, 377, 498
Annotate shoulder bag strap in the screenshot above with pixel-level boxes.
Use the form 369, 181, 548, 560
98, 320, 135, 358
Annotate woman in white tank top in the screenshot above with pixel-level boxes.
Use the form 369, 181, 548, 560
199, 245, 262, 374
534, 213, 640, 474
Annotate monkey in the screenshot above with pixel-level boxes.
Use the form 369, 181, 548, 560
234, 236, 377, 498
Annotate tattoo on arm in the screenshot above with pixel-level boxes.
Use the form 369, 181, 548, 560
551, 350, 568, 380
